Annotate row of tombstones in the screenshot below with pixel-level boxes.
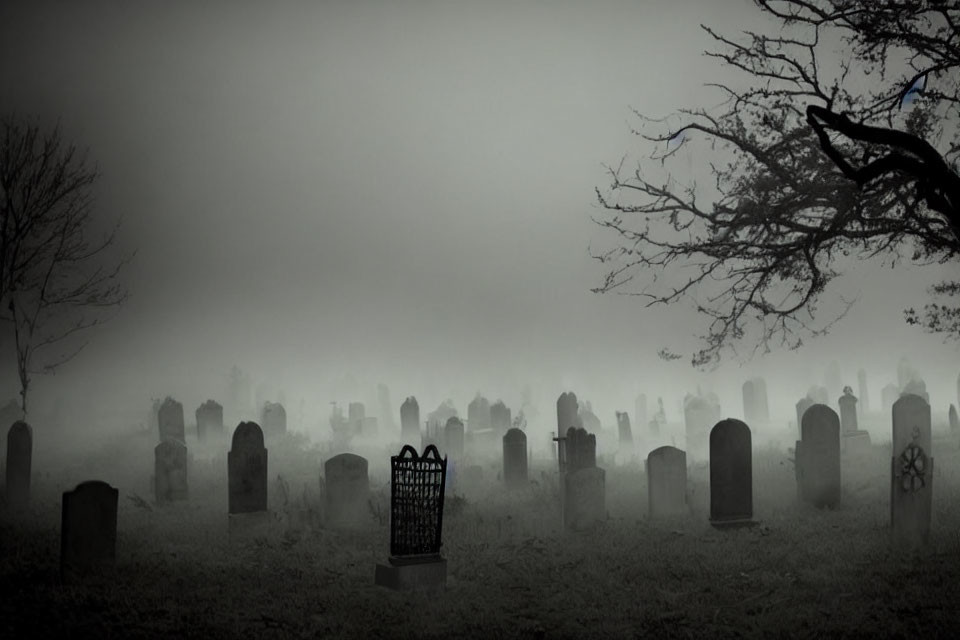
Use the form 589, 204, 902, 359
154, 397, 286, 444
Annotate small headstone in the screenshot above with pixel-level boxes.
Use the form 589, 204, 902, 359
564, 427, 596, 472
557, 392, 581, 434
60, 481, 119, 581
324, 453, 370, 529
838, 388, 858, 434
261, 402, 286, 435
400, 396, 420, 445
562, 467, 605, 531
6, 421, 33, 509
709, 419, 755, 528
157, 397, 185, 444
798, 405, 841, 508
646, 445, 687, 518
444, 417, 464, 460
891, 394, 932, 549
195, 400, 223, 443
154, 439, 188, 504
228, 422, 268, 514
502, 428, 528, 487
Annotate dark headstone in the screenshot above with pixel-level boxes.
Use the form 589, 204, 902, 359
228, 422, 268, 514
891, 394, 932, 549
647, 445, 687, 518
798, 405, 841, 508
443, 417, 464, 461
502, 427, 528, 487
490, 401, 512, 434
838, 388, 858, 434
565, 427, 596, 473
324, 453, 369, 529
195, 400, 223, 443
6, 420, 32, 508
158, 397, 185, 444
60, 481, 118, 581
154, 439, 188, 504
467, 394, 491, 432
616, 411, 633, 448
557, 392, 581, 434
400, 396, 420, 446
709, 419, 754, 527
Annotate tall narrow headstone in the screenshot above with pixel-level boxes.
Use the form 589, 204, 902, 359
324, 453, 370, 529
557, 392, 580, 435
838, 388, 858, 434
798, 405, 841, 508
158, 397, 185, 444
444, 417, 465, 461
891, 394, 932, 549
228, 422, 268, 514
616, 411, 633, 449
195, 400, 224, 443
6, 421, 33, 508
565, 427, 596, 472
502, 428, 528, 487
348, 402, 366, 434
60, 481, 118, 581
647, 446, 687, 518
709, 419, 754, 528
400, 397, 420, 446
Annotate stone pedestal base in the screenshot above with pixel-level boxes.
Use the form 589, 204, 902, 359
228, 510, 272, 542
374, 555, 447, 591
710, 518, 758, 530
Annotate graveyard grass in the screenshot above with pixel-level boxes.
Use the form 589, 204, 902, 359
3, 429, 960, 639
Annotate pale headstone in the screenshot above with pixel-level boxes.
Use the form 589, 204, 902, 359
60, 481, 118, 581
838, 387, 858, 434
798, 405, 841, 508
444, 417, 464, 460
557, 392, 581, 434
261, 402, 286, 435
647, 445, 687, 518
400, 396, 420, 445
195, 400, 223, 443
324, 453, 369, 529
562, 466, 605, 531
154, 439, 188, 504
6, 420, 32, 508
228, 422, 268, 514
891, 394, 932, 549
502, 428, 528, 487
616, 411, 633, 449
158, 397, 185, 444
709, 419, 754, 527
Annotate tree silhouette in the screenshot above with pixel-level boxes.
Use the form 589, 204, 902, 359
592, 0, 959, 367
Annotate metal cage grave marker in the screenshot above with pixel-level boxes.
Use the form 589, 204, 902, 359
389, 444, 447, 559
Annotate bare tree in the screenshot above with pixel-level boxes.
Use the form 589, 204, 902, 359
592, 0, 960, 367
0, 115, 132, 415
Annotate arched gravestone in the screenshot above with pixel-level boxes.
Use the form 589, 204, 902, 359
444, 417, 464, 461
6, 420, 32, 508
228, 422, 268, 514
490, 401, 512, 434
154, 439, 188, 504
684, 396, 714, 462
157, 397, 185, 444
798, 405, 841, 508
467, 395, 491, 432
647, 445, 687, 519
261, 402, 286, 435
556, 392, 580, 434
709, 419, 755, 528
838, 389, 858, 434
565, 427, 596, 473
324, 453, 369, 529
891, 394, 932, 549
400, 396, 420, 446
502, 428, 528, 487
195, 400, 223, 442
60, 480, 118, 581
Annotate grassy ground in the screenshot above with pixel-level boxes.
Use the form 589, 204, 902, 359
2, 429, 960, 639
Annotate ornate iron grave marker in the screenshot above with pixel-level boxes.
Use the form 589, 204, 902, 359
375, 444, 448, 590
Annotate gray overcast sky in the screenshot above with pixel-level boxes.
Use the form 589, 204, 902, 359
2, 0, 957, 429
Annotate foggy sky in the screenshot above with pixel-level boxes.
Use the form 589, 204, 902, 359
2, 0, 958, 430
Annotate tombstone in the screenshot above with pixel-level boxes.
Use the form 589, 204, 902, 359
795, 397, 815, 438
901, 379, 929, 404
400, 396, 420, 445
949, 404, 959, 434
891, 394, 933, 549
444, 417, 464, 461
709, 419, 755, 528
615, 411, 633, 449
502, 428, 528, 487
467, 394, 491, 432
375, 445, 447, 591
154, 439, 188, 504
157, 397, 185, 444
60, 481, 119, 581
490, 401, 512, 434
881, 384, 900, 417
742, 380, 756, 424
857, 369, 870, 414
377, 383, 396, 433
646, 446, 687, 519
6, 421, 32, 509
562, 467, 606, 531
228, 422, 268, 514
798, 405, 841, 508
564, 427, 596, 472
684, 396, 714, 462
838, 387, 858, 434
261, 402, 286, 435
324, 453, 370, 529
195, 400, 223, 443
557, 392, 581, 434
